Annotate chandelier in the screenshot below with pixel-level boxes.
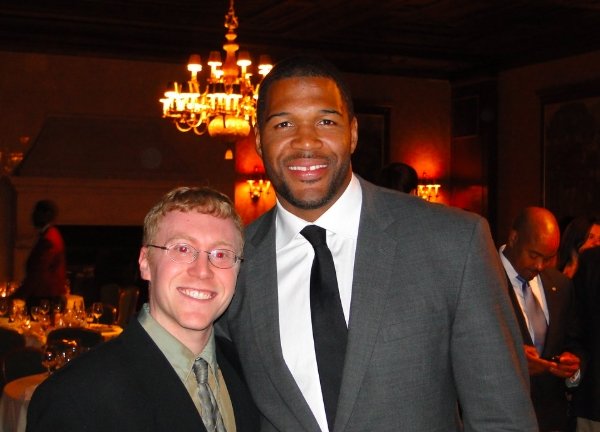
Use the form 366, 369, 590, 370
160, 0, 272, 140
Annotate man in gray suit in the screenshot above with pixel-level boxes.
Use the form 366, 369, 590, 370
223, 55, 537, 431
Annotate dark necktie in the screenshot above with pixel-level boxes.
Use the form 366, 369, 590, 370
192, 357, 226, 432
517, 275, 547, 354
300, 225, 347, 431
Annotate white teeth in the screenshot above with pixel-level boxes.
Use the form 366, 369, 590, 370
289, 164, 326, 171
181, 288, 213, 300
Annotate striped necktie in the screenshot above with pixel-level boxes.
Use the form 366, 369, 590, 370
193, 357, 226, 432
517, 275, 547, 354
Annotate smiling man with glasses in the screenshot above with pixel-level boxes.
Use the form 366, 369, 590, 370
28, 186, 259, 432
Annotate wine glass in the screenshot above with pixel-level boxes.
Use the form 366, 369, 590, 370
0, 299, 9, 317
91, 302, 103, 324
39, 299, 50, 316
41, 345, 58, 375
30, 305, 41, 322
38, 313, 51, 331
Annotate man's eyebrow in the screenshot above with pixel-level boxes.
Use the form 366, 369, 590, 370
320, 108, 342, 116
265, 108, 342, 123
265, 111, 290, 123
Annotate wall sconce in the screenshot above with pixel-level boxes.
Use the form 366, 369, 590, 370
417, 172, 441, 201
247, 166, 271, 202
0, 136, 29, 176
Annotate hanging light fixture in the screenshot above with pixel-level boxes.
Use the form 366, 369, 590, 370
159, 0, 273, 141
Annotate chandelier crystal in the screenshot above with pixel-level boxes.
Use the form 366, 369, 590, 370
160, 0, 272, 140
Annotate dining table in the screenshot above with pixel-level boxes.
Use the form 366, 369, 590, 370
0, 317, 123, 348
0, 318, 123, 432
0, 372, 46, 432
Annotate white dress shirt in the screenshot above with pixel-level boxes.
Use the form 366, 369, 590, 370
276, 174, 362, 432
499, 245, 550, 341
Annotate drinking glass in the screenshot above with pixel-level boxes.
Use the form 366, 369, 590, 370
85, 309, 94, 326
0, 299, 8, 317
39, 299, 50, 316
38, 313, 51, 331
30, 306, 41, 322
41, 345, 58, 375
91, 302, 103, 324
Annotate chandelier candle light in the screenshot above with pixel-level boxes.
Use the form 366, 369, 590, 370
160, 0, 273, 140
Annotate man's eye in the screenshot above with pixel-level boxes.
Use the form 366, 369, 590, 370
175, 244, 190, 254
213, 250, 225, 259
274, 121, 293, 128
319, 119, 335, 125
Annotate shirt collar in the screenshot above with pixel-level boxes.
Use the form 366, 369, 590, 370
138, 304, 218, 381
275, 174, 362, 247
499, 244, 538, 289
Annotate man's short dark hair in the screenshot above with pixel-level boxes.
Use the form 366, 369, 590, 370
256, 55, 354, 130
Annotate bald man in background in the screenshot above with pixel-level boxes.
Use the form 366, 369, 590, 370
500, 206, 585, 432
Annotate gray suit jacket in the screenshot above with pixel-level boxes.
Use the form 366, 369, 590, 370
224, 178, 537, 431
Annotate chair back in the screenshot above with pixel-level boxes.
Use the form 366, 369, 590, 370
0, 327, 26, 357
0, 346, 44, 389
99, 303, 117, 325
46, 327, 103, 349
116, 286, 139, 328
99, 283, 121, 307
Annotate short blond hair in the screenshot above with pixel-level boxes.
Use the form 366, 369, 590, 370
143, 186, 243, 247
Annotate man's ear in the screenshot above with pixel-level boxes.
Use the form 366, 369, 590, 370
255, 125, 263, 158
139, 247, 151, 282
350, 116, 358, 154
507, 230, 518, 248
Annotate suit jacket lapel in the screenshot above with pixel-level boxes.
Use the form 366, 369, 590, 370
505, 274, 533, 346
121, 320, 208, 432
246, 209, 321, 431
539, 270, 560, 358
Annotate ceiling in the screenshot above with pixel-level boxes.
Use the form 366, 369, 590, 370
2, 0, 600, 80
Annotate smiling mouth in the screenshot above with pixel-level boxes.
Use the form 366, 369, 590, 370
179, 287, 215, 300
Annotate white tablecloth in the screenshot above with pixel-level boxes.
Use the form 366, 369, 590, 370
0, 373, 47, 432
0, 318, 123, 347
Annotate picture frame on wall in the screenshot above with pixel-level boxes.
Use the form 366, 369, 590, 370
539, 80, 600, 225
351, 104, 391, 184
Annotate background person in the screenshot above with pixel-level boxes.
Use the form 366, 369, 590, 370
558, 215, 600, 278
16, 200, 67, 306
28, 187, 259, 432
377, 161, 418, 194
500, 206, 584, 432
572, 247, 600, 432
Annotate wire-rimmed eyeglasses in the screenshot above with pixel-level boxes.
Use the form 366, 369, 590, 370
146, 243, 244, 269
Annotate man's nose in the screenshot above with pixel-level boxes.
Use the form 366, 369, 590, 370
291, 125, 322, 150
188, 252, 214, 277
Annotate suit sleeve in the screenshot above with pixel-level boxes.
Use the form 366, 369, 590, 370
450, 218, 538, 431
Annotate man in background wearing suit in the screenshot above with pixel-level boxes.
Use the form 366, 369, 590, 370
223, 55, 537, 431
572, 247, 600, 431
500, 206, 583, 432
28, 187, 259, 432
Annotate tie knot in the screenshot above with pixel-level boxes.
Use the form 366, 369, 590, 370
516, 275, 529, 291
193, 357, 209, 384
300, 225, 327, 248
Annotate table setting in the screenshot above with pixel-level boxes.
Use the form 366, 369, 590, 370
0, 295, 123, 432
0, 296, 123, 348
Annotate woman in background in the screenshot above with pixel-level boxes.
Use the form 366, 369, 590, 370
557, 215, 600, 278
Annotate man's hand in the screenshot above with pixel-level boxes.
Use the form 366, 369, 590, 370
524, 345, 554, 375
548, 352, 580, 379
